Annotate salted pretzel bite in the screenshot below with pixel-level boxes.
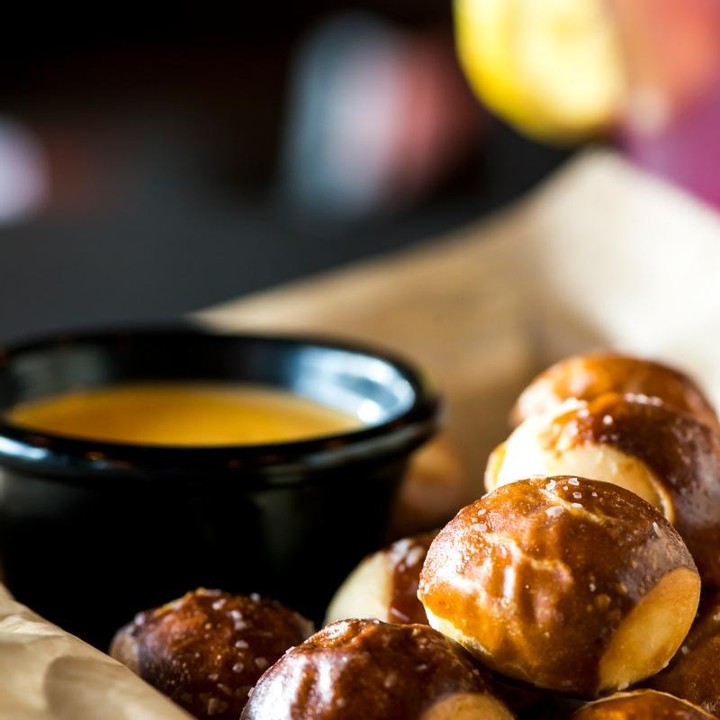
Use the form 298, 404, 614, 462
486, 394, 720, 586
325, 531, 436, 626
418, 477, 700, 698
110, 589, 313, 720
241, 618, 514, 720
570, 690, 715, 719
511, 353, 718, 428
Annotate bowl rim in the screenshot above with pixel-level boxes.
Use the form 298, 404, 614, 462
0, 324, 441, 487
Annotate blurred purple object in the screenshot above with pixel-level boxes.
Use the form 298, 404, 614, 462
611, 0, 720, 209
623, 89, 720, 209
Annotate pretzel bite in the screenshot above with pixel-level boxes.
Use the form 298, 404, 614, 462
570, 690, 715, 719
485, 394, 720, 585
241, 618, 514, 720
647, 591, 720, 716
325, 531, 437, 626
418, 477, 701, 698
511, 353, 718, 428
110, 588, 314, 720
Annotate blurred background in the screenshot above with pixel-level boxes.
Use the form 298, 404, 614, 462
0, 2, 571, 342
1, 0, 718, 343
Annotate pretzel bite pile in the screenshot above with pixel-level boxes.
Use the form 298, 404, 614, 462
464, 353, 720, 716
110, 353, 720, 719
485, 393, 720, 586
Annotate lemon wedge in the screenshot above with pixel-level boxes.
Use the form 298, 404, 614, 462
455, 0, 625, 143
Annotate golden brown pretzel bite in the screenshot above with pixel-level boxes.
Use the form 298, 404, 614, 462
511, 353, 718, 428
570, 690, 715, 719
325, 531, 437, 626
241, 619, 514, 720
647, 591, 720, 717
486, 394, 720, 586
418, 477, 701, 698
110, 589, 313, 720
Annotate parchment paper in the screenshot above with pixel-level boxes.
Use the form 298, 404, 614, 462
0, 584, 191, 719
4, 148, 720, 717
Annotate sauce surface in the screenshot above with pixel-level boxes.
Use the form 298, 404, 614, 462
6, 382, 363, 446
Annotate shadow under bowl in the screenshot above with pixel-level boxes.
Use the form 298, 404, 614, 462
0, 326, 439, 648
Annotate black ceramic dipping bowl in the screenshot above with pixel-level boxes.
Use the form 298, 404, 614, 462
0, 327, 439, 648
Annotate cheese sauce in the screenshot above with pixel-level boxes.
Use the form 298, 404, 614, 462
6, 383, 362, 446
